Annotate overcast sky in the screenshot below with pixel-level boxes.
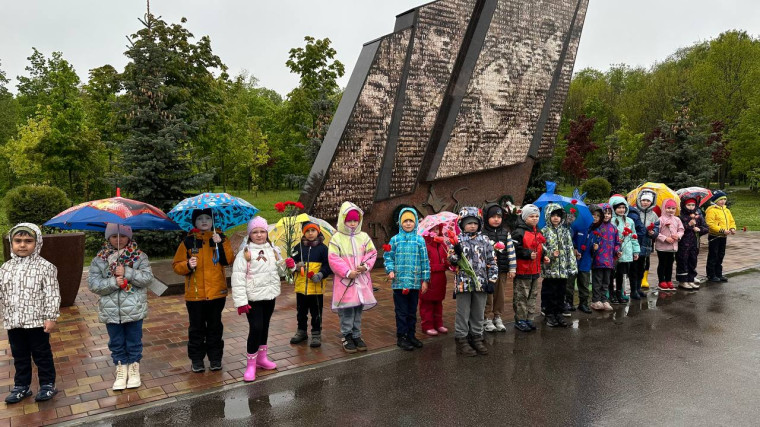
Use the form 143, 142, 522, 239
2, 0, 760, 96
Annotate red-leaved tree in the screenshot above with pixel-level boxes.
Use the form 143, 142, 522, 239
562, 115, 598, 184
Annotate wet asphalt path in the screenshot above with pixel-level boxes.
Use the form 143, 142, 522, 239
78, 270, 760, 427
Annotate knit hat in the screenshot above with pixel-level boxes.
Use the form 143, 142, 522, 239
105, 223, 133, 239
302, 221, 320, 234
485, 205, 504, 219
247, 216, 268, 235
521, 204, 540, 221
663, 199, 677, 209
192, 208, 214, 227
713, 190, 727, 203
345, 209, 360, 222
400, 210, 416, 224
684, 198, 697, 205
640, 191, 655, 203
10, 225, 37, 238
461, 217, 479, 227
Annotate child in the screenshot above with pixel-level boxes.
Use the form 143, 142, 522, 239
676, 198, 708, 288
655, 199, 684, 290
172, 209, 234, 373
290, 221, 332, 348
609, 196, 641, 302
512, 204, 544, 332
420, 225, 450, 336
384, 208, 430, 351
629, 190, 659, 292
329, 202, 378, 353
232, 216, 291, 382
569, 205, 593, 314
705, 191, 736, 282
88, 224, 153, 391
449, 207, 498, 355
541, 203, 578, 327
589, 204, 619, 311
482, 203, 517, 332
0, 223, 60, 403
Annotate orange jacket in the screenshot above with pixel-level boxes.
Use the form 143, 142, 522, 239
172, 230, 234, 301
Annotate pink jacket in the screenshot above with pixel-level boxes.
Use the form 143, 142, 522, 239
655, 213, 684, 252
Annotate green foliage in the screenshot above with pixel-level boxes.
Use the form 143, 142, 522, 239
724, 189, 760, 230
4, 185, 70, 229
580, 177, 612, 203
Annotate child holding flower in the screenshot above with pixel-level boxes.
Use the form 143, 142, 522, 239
609, 196, 641, 302
482, 203, 517, 332
589, 204, 619, 310
676, 198, 708, 288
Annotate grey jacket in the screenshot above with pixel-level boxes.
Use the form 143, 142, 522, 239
88, 252, 153, 324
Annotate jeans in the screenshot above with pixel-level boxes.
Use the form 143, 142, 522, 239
296, 293, 323, 332
8, 328, 56, 387
393, 289, 419, 337
706, 236, 727, 278
454, 292, 487, 338
656, 251, 676, 282
186, 298, 226, 362
338, 305, 363, 338
246, 299, 276, 353
106, 320, 144, 365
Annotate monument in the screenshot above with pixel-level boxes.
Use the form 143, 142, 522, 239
301, 0, 589, 244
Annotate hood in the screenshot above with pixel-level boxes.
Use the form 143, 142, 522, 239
680, 198, 700, 216
609, 195, 629, 216
635, 189, 658, 211
457, 206, 483, 234
337, 201, 364, 236
8, 222, 44, 260
482, 202, 505, 232
589, 204, 604, 227
396, 207, 419, 234
543, 202, 566, 227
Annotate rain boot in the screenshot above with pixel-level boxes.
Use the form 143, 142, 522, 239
455, 337, 477, 357
243, 353, 257, 382
641, 271, 650, 288
469, 334, 488, 355
309, 331, 322, 348
256, 345, 277, 370
290, 329, 308, 344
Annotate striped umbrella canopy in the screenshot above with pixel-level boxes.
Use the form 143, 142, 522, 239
44, 193, 180, 231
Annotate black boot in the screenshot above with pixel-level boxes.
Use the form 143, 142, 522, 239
469, 334, 488, 355
290, 329, 308, 344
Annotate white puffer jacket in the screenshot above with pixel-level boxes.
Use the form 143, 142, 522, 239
231, 242, 285, 307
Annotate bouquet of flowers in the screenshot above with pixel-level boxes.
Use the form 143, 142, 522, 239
444, 230, 480, 286
274, 200, 305, 284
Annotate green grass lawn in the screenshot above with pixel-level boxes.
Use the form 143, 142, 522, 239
219, 188, 301, 235
726, 189, 760, 230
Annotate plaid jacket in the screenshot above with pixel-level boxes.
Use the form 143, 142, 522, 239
384, 208, 430, 290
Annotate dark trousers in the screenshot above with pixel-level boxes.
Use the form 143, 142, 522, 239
296, 293, 323, 332
592, 269, 612, 303
393, 289, 419, 337
542, 278, 566, 316
613, 262, 632, 297
657, 251, 676, 282
8, 327, 56, 387
566, 272, 591, 306
106, 320, 143, 365
629, 255, 649, 292
186, 298, 226, 362
246, 299, 276, 353
706, 236, 727, 278
676, 247, 698, 282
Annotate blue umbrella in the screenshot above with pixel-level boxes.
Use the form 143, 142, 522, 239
167, 193, 258, 232
533, 181, 593, 230
44, 193, 181, 231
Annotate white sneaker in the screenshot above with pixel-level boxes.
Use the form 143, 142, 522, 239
493, 317, 507, 332
113, 362, 127, 391
602, 302, 614, 311
126, 362, 141, 389
484, 318, 497, 332
678, 282, 693, 289
690, 282, 700, 289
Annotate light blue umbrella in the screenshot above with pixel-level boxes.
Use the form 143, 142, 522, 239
533, 182, 593, 230
167, 193, 259, 232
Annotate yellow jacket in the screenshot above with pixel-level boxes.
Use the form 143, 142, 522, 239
172, 231, 234, 301
291, 239, 331, 295
705, 205, 736, 236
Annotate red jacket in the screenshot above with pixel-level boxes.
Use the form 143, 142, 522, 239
512, 219, 545, 277
422, 236, 449, 301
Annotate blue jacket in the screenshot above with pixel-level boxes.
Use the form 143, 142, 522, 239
628, 205, 659, 257
384, 208, 430, 290
571, 221, 593, 272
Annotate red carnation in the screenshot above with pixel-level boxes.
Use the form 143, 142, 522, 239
593, 231, 601, 237
571, 199, 578, 205
190, 228, 201, 234
570, 208, 577, 214
383, 244, 392, 252
581, 245, 587, 251
295, 202, 305, 210
274, 202, 286, 213
307, 271, 315, 279
632, 234, 638, 239
743, 226, 748, 232
402, 288, 410, 295
647, 223, 655, 231
624, 227, 632, 233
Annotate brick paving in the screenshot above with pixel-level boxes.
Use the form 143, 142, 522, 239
0, 232, 758, 426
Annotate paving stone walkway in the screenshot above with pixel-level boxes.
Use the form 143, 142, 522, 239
1, 232, 758, 426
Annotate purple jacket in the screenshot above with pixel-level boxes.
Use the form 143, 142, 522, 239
590, 222, 620, 270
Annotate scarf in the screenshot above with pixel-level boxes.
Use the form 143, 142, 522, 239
96, 240, 142, 278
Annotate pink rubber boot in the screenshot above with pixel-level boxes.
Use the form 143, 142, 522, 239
243, 353, 257, 382
256, 345, 277, 370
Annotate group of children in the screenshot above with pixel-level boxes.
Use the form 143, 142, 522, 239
0, 190, 738, 403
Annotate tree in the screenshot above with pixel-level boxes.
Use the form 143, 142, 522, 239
561, 115, 598, 184
640, 100, 717, 189
117, 12, 225, 210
